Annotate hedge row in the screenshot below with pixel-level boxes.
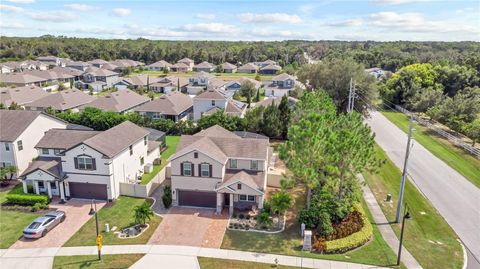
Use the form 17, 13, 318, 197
6, 187, 49, 206
325, 205, 373, 253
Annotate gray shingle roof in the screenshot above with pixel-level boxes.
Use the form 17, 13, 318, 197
0, 110, 66, 142
25, 89, 95, 111
83, 121, 149, 158
35, 129, 100, 150
0, 85, 49, 106
134, 91, 192, 115
20, 158, 63, 179
82, 89, 149, 113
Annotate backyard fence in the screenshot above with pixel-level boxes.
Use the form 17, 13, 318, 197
119, 166, 170, 198
394, 105, 480, 159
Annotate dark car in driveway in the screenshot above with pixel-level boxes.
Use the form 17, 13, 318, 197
23, 211, 66, 239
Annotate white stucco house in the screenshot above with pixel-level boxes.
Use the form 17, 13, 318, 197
19, 121, 161, 201
193, 89, 247, 121
0, 110, 69, 177
264, 73, 304, 97
169, 125, 270, 215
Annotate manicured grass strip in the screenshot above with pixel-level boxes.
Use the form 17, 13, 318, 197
198, 257, 299, 269
63, 196, 161, 247
382, 111, 480, 188
0, 209, 40, 248
363, 144, 463, 269
53, 254, 144, 269
140, 136, 179, 185
221, 187, 399, 267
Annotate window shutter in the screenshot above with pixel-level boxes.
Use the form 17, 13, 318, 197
74, 157, 78, 169
209, 164, 212, 177
191, 163, 195, 177
92, 158, 96, 170
198, 164, 201, 177
180, 163, 184, 176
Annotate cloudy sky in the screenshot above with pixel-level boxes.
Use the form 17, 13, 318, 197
0, 0, 479, 41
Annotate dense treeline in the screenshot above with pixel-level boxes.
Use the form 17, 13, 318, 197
1, 36, 479, 72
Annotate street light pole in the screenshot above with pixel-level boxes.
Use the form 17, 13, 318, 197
395, 117, 414, 223
92, 199, 101, 260
397, 205, 411, 266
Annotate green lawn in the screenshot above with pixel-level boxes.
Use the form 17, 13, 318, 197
53, 254, 144, 269
132, 69, 275, 81
363, 144, 463, 269
140, 136, 180, 185
221, 187, 400, 268
63, 196, 161, 247
0, 210, 41, 248
382, 111, 480, 188
198, 257, 299, 269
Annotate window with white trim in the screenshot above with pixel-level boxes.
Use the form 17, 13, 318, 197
239, 195, 256, 202
211, 100, 215, 106
229, 159, 237, 169
129, 145, 133, 155
54, 149, 64, 156
17, 140, 23, 151
250, 160, 258, 170
4, 143, 10, 151
78, 156, 94, 170
41, 148, 49, 155
183, 162, 192, 176
201, 163, 210, 177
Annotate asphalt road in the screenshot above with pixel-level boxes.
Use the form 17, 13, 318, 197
366, 110, 480, 269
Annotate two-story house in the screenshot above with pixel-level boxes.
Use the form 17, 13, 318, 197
193, 89, 247, 121
264, 73, 304, 97
135, 91, 193, 122
20, 121, 160, 201
76, 67, 120, 92
0, 110, 68, 177
187, 72, 215, 95
169, 125, 270, 215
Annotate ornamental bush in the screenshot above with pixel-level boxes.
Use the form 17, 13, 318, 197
162, 185, 172, 208
324, 206, 373, 253
6, 190, 49, 206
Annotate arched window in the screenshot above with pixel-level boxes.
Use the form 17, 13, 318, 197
74, 155, 96, 170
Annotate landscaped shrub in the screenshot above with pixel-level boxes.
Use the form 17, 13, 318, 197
161, 185, 172, 208
6, 187, 49, 206
257, 211, 272, 227
323, 206, 373, 254
239, 214, 244, 219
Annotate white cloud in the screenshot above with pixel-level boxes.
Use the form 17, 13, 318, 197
177, 23, 241, 34
250, 28, 314, 40
369, 11, 479, 34
195, 13, 215, 20
0, 4, 24, 12
298, 4, 315, 14
65, 4, 97, 12
328, 19, 363, 27
112, 8, 131, 17
0, 21, 24, 29
5, 0, 35, 3
372, 0, 430, 5
238, 13, 303, 24
29, 11, 77, 22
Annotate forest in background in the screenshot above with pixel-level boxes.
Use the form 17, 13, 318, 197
1, 36, 479, 72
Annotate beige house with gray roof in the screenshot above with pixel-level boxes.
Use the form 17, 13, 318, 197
81, 89, 149, 113
170, 125, 270, 214
24, 89, 95, 112
135, 91, 193, 121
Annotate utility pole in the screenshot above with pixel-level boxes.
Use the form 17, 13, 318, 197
347, 78, 353, 113
351, 81, 356, 112
395, 117, 414, 223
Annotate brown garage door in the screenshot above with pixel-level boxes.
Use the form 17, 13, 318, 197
69, 182, 108, 200
178, 190, 216, 208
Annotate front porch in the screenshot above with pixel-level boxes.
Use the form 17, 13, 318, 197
22, 179, 67, 201
20, 158, 68, 201
216, 192, 264, 216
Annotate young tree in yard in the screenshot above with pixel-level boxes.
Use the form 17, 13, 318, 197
254, 74, 261, 81
297, 59, 377, 115
8, 102, 23, 110
261, 104, 282, 138
278, 95, 291, 139
270, 191, 293, 216
133, 201, 154, 225
255, 87, 261, 102
240, 80, 257, 108
0, 166, 18, 185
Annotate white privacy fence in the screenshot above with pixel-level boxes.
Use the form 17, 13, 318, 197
394, 105, 480, 159
119, 166, 170, 198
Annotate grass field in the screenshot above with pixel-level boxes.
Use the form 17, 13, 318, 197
381, 111, 480, 188
63, 196, 161, 246
221, 187, 400, 267
363, 144, 463, 269
131, 69, 275, 81
0, 210, 40, 248
198, 257, 299, 269
53, 254, 144, 269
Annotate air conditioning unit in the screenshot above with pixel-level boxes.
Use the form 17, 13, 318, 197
144, 163, 153, 173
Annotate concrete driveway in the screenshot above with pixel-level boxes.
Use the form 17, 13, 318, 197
148, 207, 228, 248
10, 198, 105, 249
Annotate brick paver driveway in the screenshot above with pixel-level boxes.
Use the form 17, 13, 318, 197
148, 207, 228, 248
10, 198, 105, 249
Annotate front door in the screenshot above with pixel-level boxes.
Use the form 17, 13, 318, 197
224, 193, 230, 207
50, 182, 59, 196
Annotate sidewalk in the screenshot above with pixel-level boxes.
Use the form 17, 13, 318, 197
0, 244, 391, 269
359, 174, 423, 269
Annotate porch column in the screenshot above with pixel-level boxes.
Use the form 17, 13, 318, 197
34, 181, 40, 195
216, 193, 222, 214
258, 195, 264, 210
22, 180, 28, 194
46, 181, 52, 198
59, 181, 65, 201
229, 193, 234, 216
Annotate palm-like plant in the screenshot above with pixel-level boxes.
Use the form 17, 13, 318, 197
270, 191, 294, 216
0, 166, 18, 185
133, 201, 154, 225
